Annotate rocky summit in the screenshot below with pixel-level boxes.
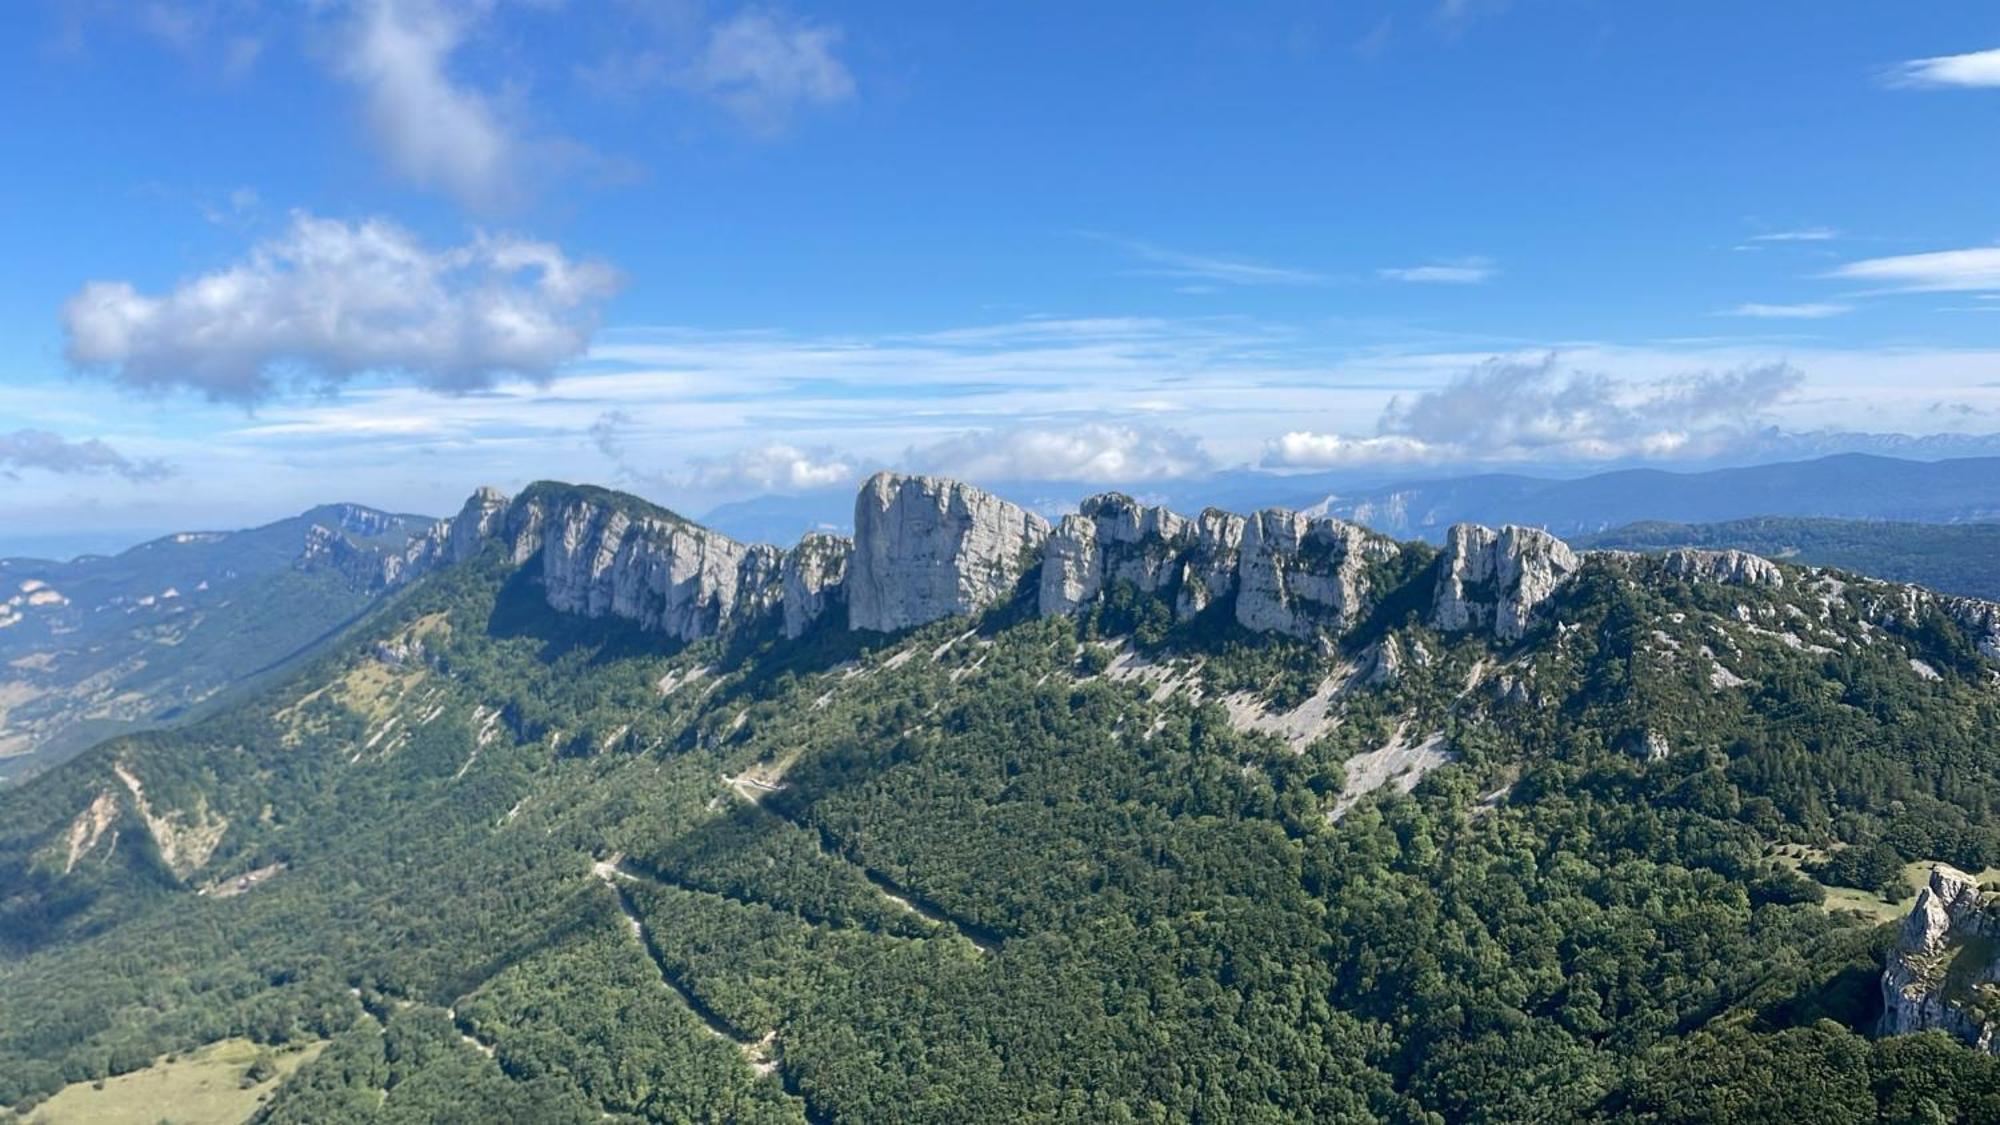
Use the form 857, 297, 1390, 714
414, 473, 1626, 649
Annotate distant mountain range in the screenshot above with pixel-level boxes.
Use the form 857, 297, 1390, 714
1307, 453, 2000, 541
1579, 516, 2000, 602
702, 453, 2000, 546
0, 504, 436, 782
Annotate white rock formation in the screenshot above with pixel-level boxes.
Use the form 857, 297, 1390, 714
848, 473, 1050, 633
1037, 494, 1396, 637
1660, 547, 1785, 588
1882, 865, 2000, 1050
782, 533, 851, 638
1431, 524, 1582, 641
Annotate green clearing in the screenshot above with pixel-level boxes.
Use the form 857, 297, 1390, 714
18, 1038, 324, 1125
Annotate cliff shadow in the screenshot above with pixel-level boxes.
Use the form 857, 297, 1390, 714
485, 566, 684, 666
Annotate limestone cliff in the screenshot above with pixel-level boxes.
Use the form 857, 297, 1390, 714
1431, 524, 1581, 641
1881, 865, 2000, 1051
848, 473, 1050, 633
1038, 493, 1398, 638
783, 533, 851, 639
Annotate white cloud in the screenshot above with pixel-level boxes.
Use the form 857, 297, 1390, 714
1263, 432, 1440, 467
63, 211, 619, 403
1720, 302, 1851, 319
590, 410, 855, 494
336, 0, 521, 209
1829, 247, 2000, 292
685, 443, 858, 492
1263, 355, 1802, 468
905, 422, 1213, 483
677, 10, 855, 132
1378, 258, 1495, 284
0, 430, 174, 483
1885, 47, 2000, 89
1748, 227, 1839, 242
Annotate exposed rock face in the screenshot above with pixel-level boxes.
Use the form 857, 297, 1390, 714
782, 533, 851, 638
506, 490, 784, 643
848, 473, 1050, 633
1882, 865, 2000, 1051
1038, 494, 1198, 616
1431, 524, 1581, 641
1235, 510, 1400, 637
1660, 548, 1785, 588
446, 486, 511, 563
1037, 494, 1395, 637
1944, 597, 2000, 664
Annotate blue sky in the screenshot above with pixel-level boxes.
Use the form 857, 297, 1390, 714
4, 1, 2000, 554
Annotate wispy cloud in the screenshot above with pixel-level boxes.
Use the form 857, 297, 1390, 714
0, 430, 174, 483
1096, 235, 1326, 286
64, 211, 620, 403
1884, 47, 2000, 89
334, 0, 532, 211
1378, 258, 1496, 284
1828, 246, 2000, 292
1748, 227, 1839, 242
1720, 302, 1851, 319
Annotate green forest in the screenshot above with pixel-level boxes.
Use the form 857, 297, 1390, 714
6, 518, 2000, 1122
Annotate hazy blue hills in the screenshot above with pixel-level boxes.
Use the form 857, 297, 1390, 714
0, 504, 435, 783
1580, 516, 2000, 601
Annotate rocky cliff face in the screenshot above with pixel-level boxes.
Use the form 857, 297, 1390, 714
511, 494, 783, 643
1882, 865, 2000, 1051
1039, 495, 1399, 638
405, 477, 1822, 648
783, 533, 851, 639
1430, 524, 1581, 641
848, 473, 1050, 633
407, 484, 850, 644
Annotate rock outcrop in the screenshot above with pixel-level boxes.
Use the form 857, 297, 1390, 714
1037, 494, 1396, 637
501, 487, 784, 643
1235, 510, 1400, 637
1882, 865, 2000, 1051
782, 533, 852, 638
445, 486, 510, 563
1430, 524, 1581, 641
848, 473, 1050, 633
1660, 547, 1784, 588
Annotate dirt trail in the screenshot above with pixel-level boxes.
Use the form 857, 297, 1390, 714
590, 857, 780, 1076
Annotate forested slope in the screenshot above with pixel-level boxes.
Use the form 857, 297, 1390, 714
5, 486, 2000, 1121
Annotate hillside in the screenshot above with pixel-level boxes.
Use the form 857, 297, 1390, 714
4, 475, 2000, 1121
1579, 517, 2000, 602
0, 505, 444, 784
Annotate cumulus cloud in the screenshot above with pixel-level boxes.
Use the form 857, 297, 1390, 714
63, 211, 619, 403
1263, 355, 1802, 468
684, 443, 858, 492
1829, 247, 2000, 292
336, 0, 522, 210
1885, 47, 2000, 89
0, 430, 173, 483
590, 411, 855, 494
675, 10, 856, 132
1720, 302, 1851, 319
906, 422, 1213, 483
1378, 258, 1495, 284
